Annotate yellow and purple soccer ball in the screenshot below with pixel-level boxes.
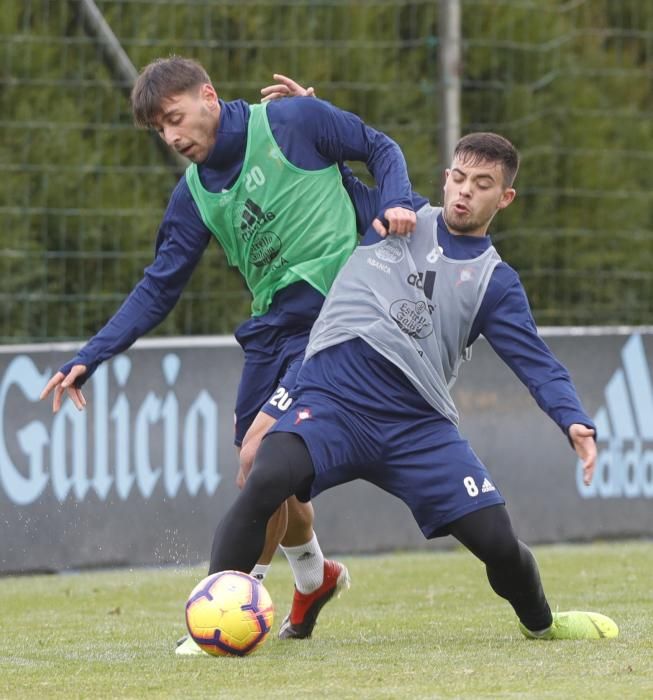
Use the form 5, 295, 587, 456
185, 571, 274, 657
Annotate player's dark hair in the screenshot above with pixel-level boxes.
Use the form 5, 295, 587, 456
453, 132, 520, 187
131, 56, 212, 129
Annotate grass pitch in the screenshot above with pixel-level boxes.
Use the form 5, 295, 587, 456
1, 540, 652, 699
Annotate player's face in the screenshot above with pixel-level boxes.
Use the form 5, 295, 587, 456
154, 84, 220, 163
443, 157, 516, 236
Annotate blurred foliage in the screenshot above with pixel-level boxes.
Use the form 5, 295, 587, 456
462, 0, 653, 324
0, 0, 651, 341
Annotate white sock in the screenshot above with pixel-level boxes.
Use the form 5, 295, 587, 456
250, 563, 270, 582
280, 533, 325, 594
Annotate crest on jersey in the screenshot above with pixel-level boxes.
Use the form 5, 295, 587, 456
294, 408, 313, 424
456, 267, 474, 286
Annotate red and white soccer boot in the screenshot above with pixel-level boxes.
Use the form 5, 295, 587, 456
278, 559, 350, 639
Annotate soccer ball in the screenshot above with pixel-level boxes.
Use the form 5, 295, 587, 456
185, 570, 274, 657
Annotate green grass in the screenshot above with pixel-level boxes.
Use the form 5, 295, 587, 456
1, 541, 652, 699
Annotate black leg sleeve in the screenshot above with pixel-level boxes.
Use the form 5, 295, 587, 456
209, 432, 315, 575
448, 505, 553, 632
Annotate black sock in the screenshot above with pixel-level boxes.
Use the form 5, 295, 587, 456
209, 432, 315, 574
447, 505, 553, 631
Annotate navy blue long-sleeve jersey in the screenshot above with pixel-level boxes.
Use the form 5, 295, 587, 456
62, 97, 412, 381
339, 169, 594, 437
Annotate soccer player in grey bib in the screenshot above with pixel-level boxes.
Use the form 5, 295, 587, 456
209, 131, 618, 641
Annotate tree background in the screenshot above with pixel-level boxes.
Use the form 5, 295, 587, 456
1, 0, 651, 341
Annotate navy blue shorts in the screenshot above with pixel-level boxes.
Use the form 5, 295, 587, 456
233, 324, 308, 446
269, 388, 505, 538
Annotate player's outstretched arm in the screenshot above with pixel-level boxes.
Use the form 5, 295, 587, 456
40, 364, 88, 413
569, 423, 597, 486
260, 74, 315, 101
261, 74, 415, 237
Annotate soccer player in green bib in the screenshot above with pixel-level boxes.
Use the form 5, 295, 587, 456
39, 57, 416, 653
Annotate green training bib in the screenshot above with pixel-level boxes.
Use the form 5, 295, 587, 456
186, 102, 358, 316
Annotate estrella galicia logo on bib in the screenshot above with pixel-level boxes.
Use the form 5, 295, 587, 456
375, 238, 404, 263
390, 299, 433, 339
249, 230, 282, 267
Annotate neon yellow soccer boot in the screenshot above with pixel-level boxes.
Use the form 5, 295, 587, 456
519, 611, 619, 640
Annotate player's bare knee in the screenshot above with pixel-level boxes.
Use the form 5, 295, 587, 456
239, 439, 258, 482
287, 497, 314, 531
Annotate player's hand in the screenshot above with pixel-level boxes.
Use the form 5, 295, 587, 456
569, 423, 597, 485
260, 74, 315, 102
236, 465, 246, 490
372, 207, 417, 237
39, 365, 88, 413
